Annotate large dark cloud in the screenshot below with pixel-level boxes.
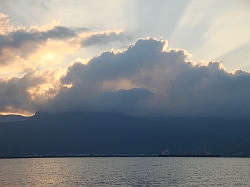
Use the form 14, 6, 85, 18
45, 38, 250, 119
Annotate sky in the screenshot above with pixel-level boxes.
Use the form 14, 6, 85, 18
0, 0, 249, 118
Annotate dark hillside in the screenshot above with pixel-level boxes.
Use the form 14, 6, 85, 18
0, 111, 249, 157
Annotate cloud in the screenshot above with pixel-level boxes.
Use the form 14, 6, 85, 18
0, 15, 249, 119
81, 31, 131, 47
44, 38, 250, 119
92, 88, 153, 114
0, 24, 78, 67
0, 13, 14, 35
0, 15, 136, 116
0, 15, 128, 76
0, 72, 43, 114
0, 25, 76, 50
0, 68, 63, 115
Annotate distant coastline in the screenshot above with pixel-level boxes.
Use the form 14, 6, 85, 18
158, 154, 221, 158
1, 154, 250, 159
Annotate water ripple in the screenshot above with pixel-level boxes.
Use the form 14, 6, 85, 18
0, 157, 249, 186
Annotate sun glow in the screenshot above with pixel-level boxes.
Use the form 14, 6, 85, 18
42, 53, 56, 61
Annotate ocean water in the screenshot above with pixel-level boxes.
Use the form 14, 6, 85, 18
0, 157, 249, 186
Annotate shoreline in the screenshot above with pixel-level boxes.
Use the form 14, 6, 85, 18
1, 154, 249, 159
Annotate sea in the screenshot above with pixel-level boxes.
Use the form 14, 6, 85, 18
0, 157, 249, 186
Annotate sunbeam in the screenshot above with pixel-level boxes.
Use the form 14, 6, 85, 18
170, 0, 250, 70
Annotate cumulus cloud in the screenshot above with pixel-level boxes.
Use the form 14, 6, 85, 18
0, 15, 137, 115
0, 21, 249, 119
44, 38, 250, 119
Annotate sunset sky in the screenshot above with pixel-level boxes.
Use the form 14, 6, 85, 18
0, 0, 249, 118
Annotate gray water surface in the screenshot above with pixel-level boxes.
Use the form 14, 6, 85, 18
0, 157, 249, 186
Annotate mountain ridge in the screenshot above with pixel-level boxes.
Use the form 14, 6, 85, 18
0, 111, 249, 157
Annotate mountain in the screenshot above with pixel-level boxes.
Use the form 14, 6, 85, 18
0, 111, 249, 157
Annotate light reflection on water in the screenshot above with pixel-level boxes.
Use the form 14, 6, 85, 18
0, 157, 249, 186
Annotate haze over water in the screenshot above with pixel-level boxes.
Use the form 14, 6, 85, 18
0, 157, 249, 186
